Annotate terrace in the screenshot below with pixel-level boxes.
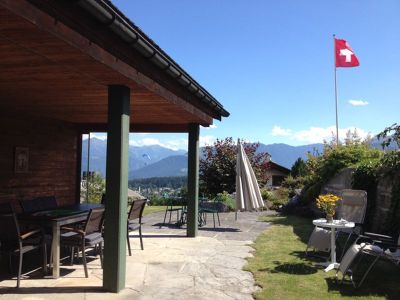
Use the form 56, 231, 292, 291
2, 209, 399, 299
0, 0, 228, 293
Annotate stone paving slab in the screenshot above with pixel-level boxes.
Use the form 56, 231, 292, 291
0, 210, 273, 299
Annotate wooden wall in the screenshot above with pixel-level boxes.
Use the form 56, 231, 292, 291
0, 114, 79, 212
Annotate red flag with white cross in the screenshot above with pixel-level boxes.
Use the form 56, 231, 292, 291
335, 38, 360, 67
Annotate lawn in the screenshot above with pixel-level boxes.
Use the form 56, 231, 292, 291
246, 215, 400, 300
143, 205, 167, 216
142, 205, 181, 216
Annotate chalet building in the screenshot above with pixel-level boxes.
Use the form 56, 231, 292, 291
266, 161, 291, 187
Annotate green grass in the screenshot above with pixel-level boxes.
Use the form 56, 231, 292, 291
143, 205, 181, 216
245, 215, 400, 300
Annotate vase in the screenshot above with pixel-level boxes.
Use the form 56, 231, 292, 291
326, 214, 333, 223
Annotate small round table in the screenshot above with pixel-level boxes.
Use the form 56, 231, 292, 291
312, 218, 355, 272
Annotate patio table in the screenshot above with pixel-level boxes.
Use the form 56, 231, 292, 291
312, 218, 355, 272
19, 203, 102, 278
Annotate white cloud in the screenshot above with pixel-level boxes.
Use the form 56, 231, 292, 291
83, 133, 188, 150
271, 125, 292, 136
200, 135, 217, 147
129, 137, 187, 151
349, 99, 369, 106
293, 126, 337, 143
129, 138, 160, 147
271, 125, 371, 144
83, 133, 107, 141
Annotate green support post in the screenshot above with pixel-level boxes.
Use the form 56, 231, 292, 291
103, 85, 130, 292
187, 123, 200, 237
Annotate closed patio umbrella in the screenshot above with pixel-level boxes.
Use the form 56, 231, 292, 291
235, 140, 264, 218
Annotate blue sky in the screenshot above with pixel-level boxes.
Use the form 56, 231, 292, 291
95, 0, 400, 150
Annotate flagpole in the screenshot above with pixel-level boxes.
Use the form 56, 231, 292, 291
333, 34, 339, 145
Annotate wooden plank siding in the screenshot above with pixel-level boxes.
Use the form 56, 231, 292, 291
0, 115, 78, 211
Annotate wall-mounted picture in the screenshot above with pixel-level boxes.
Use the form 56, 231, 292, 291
14, 147, 29, 173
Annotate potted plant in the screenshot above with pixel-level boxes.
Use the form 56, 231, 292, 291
316, 194, 341, 223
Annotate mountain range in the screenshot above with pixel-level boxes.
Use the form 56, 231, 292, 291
81, 138, 186, 178
82, 138, 327, 179
82, 137, 397, 179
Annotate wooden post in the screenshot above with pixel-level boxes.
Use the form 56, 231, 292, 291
103, 85, 130, 292
187, 123, 199, 237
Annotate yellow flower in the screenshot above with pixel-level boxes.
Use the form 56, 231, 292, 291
315, 194, 341, 215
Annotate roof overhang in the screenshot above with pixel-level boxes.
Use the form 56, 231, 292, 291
0, 0, 229, 132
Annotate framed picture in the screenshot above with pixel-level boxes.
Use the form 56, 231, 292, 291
14, 147, 29, 173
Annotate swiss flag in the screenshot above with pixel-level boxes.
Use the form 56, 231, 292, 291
335, 38, 360, 67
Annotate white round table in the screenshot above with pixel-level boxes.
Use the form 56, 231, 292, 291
312, 218, 355, 272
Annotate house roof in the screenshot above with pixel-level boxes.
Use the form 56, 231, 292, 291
268, 161, 291, 174
96, 0, 229, 120
0, 0, 229, 132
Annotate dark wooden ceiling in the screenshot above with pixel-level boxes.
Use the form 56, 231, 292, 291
0, 2, 214, 132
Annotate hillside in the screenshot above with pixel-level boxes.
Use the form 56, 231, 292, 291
129, 155, 188, 179
81, 138, 186, 176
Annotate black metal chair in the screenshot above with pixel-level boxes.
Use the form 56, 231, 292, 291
199, 197, 221, 228
20, 196, 57, 255
0, 203, 47, 288
60, 207, 105, 278
336, 232, 400, 288
20, 196, 58, 213
127, 199, 147, 256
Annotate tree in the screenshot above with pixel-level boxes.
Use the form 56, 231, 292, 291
82, 172, 106, 204
377, 123, 400, 149
199, 137, 270, 197
290, 157, 307, 178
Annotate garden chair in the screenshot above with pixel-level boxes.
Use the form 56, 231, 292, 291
306, 189, 367, 257
336, 189, 367, 258
0, 203, 47, 288
127, 199, 147, 256
336, 231, 400, 288
60, 207, 104, 278
20, 197, 58, 265
199, 197, 221, 228
20, 196, 58, 213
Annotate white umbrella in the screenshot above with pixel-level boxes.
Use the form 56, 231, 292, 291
235, 139, 264, 217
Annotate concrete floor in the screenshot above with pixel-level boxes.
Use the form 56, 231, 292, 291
0, 210, 272, 299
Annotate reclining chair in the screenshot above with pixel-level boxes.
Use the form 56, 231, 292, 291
306, 189, 367, 257
336, 231, 400, 288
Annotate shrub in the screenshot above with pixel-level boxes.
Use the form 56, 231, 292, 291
268, 188, 290, 209
299, 142, 381, 205
281, 175, 307, 197
300, 182, 323, 205
214, 191, 236, 211
260, 188, 271, 201
147, 193, 164, 206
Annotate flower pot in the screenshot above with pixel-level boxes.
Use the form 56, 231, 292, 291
326, 214, 333, 223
